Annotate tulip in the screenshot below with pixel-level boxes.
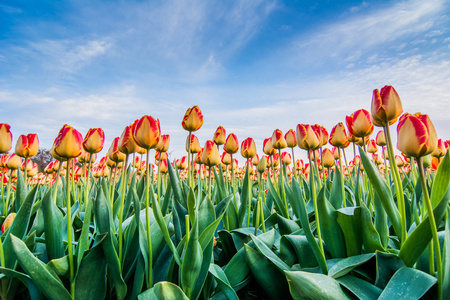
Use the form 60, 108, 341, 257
107, 137, 126, 163
367, 139, 378, 154
182, 105, 204, 132
311, 125, 324, 148
0, 124, 13, 154
296, 124, 320, 151
322, 148, 335, 168
176, 156, 188, 170
281, 152, 292, 165
397, 113, 437, 158
251, 154, 259, 166
202, 140, 220, 167
213, 126, 226, 146
119, 125, 138, 155
431, 138, 446, 159
186, 134, 201, 153
1, 212, 16, 233
329, 123, 350, 148
257, 156, 268, 174
159, 159, 169, 174
155, 151, 168, 163
156, 134, 170, 153
241, 137, 257, 159
221, 151, 231, 165
83, 128, 105, 154
371, 85, 403, 126
272, 129, 287, 149
263, 137, 277, 156
133, 115, 161, 149
346, 109, 374, 138
223, 133, 239, 154
51, 124, 83, 159
285, 129, 297, 148
6, 153, 22, 170
320, 126, 329, 146
195, 148, 204, 164
376, 130, 386, 147
15, 134, 39, 158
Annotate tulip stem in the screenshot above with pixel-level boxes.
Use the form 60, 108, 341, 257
291, 148, 297, 181
4, 170, 13, 215
145, 150, 153, 288
230, 154, 237, 210
246, 159, 252, 227
278, 150, 289, 218
337, 148, 346, 208
308, 152, 324, 255
23, 157, 28, 190
384, 123, 407, 244
418, 156, 442, 300
118, 154, 129, 268
65, 159, 75, 300
187, 131, 192, 188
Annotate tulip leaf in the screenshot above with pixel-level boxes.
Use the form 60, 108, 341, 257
328, 253, 375, 278
377, 267, 436, 300
443, 207, 450, 300
42, 189, 65, 261
317, 187, 347, 259
208, 264, 239, 300
283, 235, 319, 269
430, 152, 450, 208
238, 165, 250, 226
167, 158, 186, 207
249, 233, 291, 272
374, 251, 406, 289
138, 281, 189, 300
10, 234, 72, 300
244, 245, 291, 299
181, 224, 203, 299
336, 207, 362, 257
359, 147, 402, 240
336, 274, 382, 300
285, 270, 351, 300
329, 167, 344, 209
359, 202, 385, 253
74, 244, 107, 300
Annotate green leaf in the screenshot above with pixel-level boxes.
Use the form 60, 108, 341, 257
244, 245, 290, 300
238, 165, 250, 225
328, 253, 375, 279
336, 274, 382, 300
442, 207, 450, 300
377, 267, 436, 300
167, 158, 186, 207
10, 234, 71, 300
329, 167, 344, 209
209, 264, 239, 300
359, 202, 385, 253
42, 189, 65, 260
0, 267, 43, 300
285, 270, 351, 300
430, 152, 450, 208
138, 281, 189, 300
249, 233, 291, 272
283, 235, 318, 269
181, 224, 203, 299
74, 244, 107, 300
336, 207, 362, 257
359, 147, 402, 239
47, 256, 69, 277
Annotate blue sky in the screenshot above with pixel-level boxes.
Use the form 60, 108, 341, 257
1, 0, 449, 164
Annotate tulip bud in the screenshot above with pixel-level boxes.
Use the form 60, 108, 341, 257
311, 125, 324, 148
1, 212, 16, 233
346, 109, 374, 138
367, 139, 378, 154
119, 125, 138, 155
422, 154, 432, 168
223, 133, 239, 154
296, 124, 320, 151
107, 137, 126, 163
182, 105, 204, 132
322, 148, 335, 168
332, 147, 340, 160
195, 148, 204, 164
155, 151, 168, 163
376, 130, 386, 147
186, 134, 201, 153
329, 123, 350, 148
133, 115, 161, 149
51, 124, 83, 159
156, 134, 170, 153
251, 154, 260, 166
431, 138, 446, 158
176, 156, 188, 170
281, 152, 291, 165
83, 128, 105, 154
272, 129, 287, 149
321, 126, 329, 146
213, 126, 226, 145
241, 137, 257, 159
397, 113, 437, 158
6, 153, 22, 169
221, 151, 231, 165
15, 134, 39, 158
285, 129, 297, 148
263, 137, 277, 156
371, 86, 403, 126
159, 159, 168, 174
257, 156, 268, 173
202, 140, 220, 167
0, 124, 13, 154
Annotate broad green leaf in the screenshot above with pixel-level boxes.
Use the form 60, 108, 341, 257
359, 202, 384, 253
238, 165, 251, 225
430, 152, 450, 208
249, 233, 291, 272
277, 214, 301, 236
378, 267, 436, 300
374, 251, 406, 289
209, 264, 239, 300
336, 207, 362, 257
181, 224, 202, 299
167, 158, 186, 207
283, 235, 318, 269
74, 244, 107, 300
328, 253, 375, 278
442, 207, 450, 300
0, 267, 43, 300
47, 256, 69, 277
42, 189, 65, 260
244, 245, 290, 300
10, 235, 71, 300
359, 147, 402, 240
336, 274, 382, 300
285, 270, 351, 300
329, 167, 344, 209
138, 281, 189, 300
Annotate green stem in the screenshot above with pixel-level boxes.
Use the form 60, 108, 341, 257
187, 131, 192, 188
118, 154, 129, 267
338, 148, 346, 208
291, 148, 297, 181
278, 150, 289, 218
246, 159, 252, 227
231, 154, 237, 210
145, 150, 153, 288
384, 123, 407, 244
66, 160, 75, 300
4, 170, 12, 216
308, 151, 324, 254
418, 157, 442, 300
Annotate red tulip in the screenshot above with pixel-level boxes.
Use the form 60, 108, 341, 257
397, 113, 437, 158
119, 125, 138, 155
346, 109, 374, 138
241, 137, 257, 159
156, 134, 170, 153
263, 137, 277, 156
0, 124, 13, 154
83, 128, 105, 154
182, 105, 204, 132
213, 126, 226, 145
371, 85, 403, 126
296, 124, 320, 150
107, 137, 126, 163
15, 134, 39, 158
202, 140, 220, 167
51, 125, 83, 159
285, 129, 297, 148
224, 133, 239, 154
329, 123, 350, 148
133, 115, 161, 149
272, 129, 287, 149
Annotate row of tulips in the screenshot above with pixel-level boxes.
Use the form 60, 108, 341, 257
0, 85, 449, 299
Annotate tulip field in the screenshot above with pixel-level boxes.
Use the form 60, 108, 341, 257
1, 85, 450, 299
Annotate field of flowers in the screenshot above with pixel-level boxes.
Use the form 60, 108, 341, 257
0, 85, 449, 299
